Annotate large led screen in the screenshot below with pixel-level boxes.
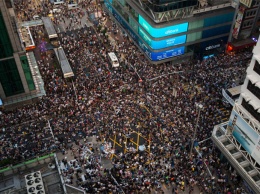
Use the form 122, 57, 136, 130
138, 41, 185, 61
138, 15, 188, 38
227, 110, 260, 164
139, 28, 186, 49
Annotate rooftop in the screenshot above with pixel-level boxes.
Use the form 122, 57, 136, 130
0, 154, 64, 194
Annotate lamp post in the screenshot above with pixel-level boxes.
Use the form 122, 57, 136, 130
190, 103, 203, 157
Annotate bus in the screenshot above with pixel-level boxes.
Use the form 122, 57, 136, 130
54, 47, 74, 78
52, 0, 64, 5
108, 52, 119, 68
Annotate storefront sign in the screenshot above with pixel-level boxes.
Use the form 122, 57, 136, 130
205, 44, 221, 50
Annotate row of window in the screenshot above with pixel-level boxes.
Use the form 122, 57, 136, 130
20, 56, 35, 91
253, 0, 260, 6
244, 9, 257, 18
247, 80, 260, 99
0, 58, 25, 97
242, 99, 260, 123
253, 60, 260, 75
242, 19, 254, 28
0, 11, 14, 59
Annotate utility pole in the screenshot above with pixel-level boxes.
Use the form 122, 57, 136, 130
190, 103, 203, 157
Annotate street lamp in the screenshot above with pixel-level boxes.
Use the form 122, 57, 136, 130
189, 103, 203, 157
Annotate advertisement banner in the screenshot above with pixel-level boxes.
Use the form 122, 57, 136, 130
138, 15, 188, 38
138, 40, 185, 61
233, 6, 245, 39
139, 28, 186, 49
227, 110, 260, 164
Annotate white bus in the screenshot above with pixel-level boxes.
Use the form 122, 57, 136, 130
108, 52, 119, 68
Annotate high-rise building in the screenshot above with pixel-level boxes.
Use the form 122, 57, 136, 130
104, 0, 236, 64
227, 0, 260, 52
0, 0, 44, 107
212, 35, 260, 193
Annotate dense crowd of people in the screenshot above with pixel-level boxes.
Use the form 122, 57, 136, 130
0, 0, 253, 193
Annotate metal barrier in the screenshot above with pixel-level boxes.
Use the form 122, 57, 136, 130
54, 153, 68, 194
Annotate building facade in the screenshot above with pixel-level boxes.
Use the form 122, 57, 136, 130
228, 0, 260, 52
104, 0, 236, 63
212, 35, 260, 193
0, 0, 43, 106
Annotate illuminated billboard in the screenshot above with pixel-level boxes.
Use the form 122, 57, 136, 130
138, 40, 185, 61
227, 110, 260, 164
139, 28, 186, 49
138, 15, 188, 38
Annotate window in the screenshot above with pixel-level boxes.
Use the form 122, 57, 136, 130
0, 11, 13, 59
204, 12, 234, 27
20, 56, 35, 91
118, 0, 125, 6
0, 58, 24, 97
253, 60, 260, 75
188, 20, 204, 30
253, 0, 260, 6
129, 17, 138, 32
202, 25, 231, 38
247, 80, 260, 98
113, 1, 129, 22
242, 99, 260, 122
187, 31, 202, 42
245, 10, 257, 17
242, 19, 254, 28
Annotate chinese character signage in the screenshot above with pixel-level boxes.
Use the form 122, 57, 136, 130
232, 6, 245, 39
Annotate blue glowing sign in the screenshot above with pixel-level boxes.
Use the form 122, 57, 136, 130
138, 15, 188, 38
139, 28, 186, 49
139, 40, 185, 61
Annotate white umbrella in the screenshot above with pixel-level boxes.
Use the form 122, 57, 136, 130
139, 145, 146, 151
